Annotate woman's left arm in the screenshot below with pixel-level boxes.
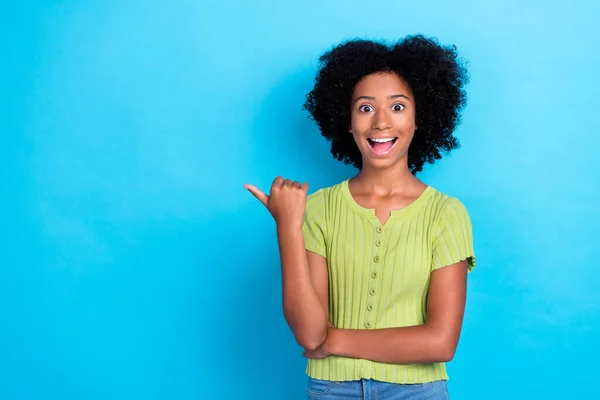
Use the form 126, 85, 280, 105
305, 260, 468, 364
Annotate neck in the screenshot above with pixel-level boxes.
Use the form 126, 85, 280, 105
353, 159, 421, 194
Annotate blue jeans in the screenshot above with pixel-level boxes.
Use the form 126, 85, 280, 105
306, 377, 449, 400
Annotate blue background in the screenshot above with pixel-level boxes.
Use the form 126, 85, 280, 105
2, 0, 599, 399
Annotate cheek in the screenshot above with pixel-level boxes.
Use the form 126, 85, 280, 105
393, 111, 416, 127
350, 111, 372, 130
349, 115, 359, 132
351, 131, 362, 146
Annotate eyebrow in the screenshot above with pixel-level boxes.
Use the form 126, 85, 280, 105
352, 94, 411, 105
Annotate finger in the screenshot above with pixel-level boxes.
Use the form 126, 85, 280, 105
272, 176, 284, 190
244, 184, 269, 207
301, 182, 309, 193
283, 179, 293, 187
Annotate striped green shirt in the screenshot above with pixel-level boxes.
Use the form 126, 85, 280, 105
302, 179, 475, 384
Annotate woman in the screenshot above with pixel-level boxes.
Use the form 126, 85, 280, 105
245, 34, 475, 399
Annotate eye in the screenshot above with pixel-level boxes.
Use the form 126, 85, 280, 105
391, 103, 405, 111
359, 104, 373, 113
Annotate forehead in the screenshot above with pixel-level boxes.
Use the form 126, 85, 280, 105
352, 71, 412, 98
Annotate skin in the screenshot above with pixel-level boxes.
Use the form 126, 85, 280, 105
244, 178, 328, 350
246, 71, 468, 364
348, 71, 427, 225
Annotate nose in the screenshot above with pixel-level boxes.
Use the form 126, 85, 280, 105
371, 108, 392, 130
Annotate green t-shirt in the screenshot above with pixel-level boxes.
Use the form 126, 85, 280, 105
302, 179, 475, 384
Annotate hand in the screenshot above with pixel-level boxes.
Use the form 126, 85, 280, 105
245, 176, 308, 229
303, 322, 335, 360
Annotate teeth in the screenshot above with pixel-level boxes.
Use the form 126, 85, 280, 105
370, 138, 395, 143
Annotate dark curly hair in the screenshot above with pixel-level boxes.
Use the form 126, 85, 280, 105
303, 34, 469, 174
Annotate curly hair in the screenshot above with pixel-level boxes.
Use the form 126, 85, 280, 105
303, 34, 469, 174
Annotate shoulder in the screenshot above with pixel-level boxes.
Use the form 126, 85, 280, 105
427, 187, 471, 223
305, 180, 348, 222
306, 180, 346, 207
306, 187, 326, 212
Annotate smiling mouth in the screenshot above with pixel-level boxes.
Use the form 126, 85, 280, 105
367, 137, 398, 156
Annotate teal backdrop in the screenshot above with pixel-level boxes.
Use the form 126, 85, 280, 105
2, 0, 599, 398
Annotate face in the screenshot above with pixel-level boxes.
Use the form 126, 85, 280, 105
350, 71, 417, 169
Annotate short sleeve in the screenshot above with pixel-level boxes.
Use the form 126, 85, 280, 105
302, 189, 327, 258
432, 197, 476, 272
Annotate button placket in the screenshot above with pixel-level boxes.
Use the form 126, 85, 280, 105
365, 224, 384, 329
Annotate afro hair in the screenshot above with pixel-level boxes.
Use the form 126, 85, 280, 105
303, 34, 469, 174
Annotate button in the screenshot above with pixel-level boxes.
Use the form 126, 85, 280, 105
375, 240, 382, 247
376, 227, 383, 233
365, 322, 372, 328
369, 288, 376, 295
373, 256, 380, 263
371, 272, 377, 279
367, 304, 374, 311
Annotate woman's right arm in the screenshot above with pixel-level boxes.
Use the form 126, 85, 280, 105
245, 177, 329, 351
277, 227, 329, 350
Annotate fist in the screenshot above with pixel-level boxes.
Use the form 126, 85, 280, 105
244, 177, 308, 229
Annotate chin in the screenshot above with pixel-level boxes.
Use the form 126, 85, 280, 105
362, 155, 404, 170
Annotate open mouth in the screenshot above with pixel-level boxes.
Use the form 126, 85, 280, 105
367, 137, 398, 156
